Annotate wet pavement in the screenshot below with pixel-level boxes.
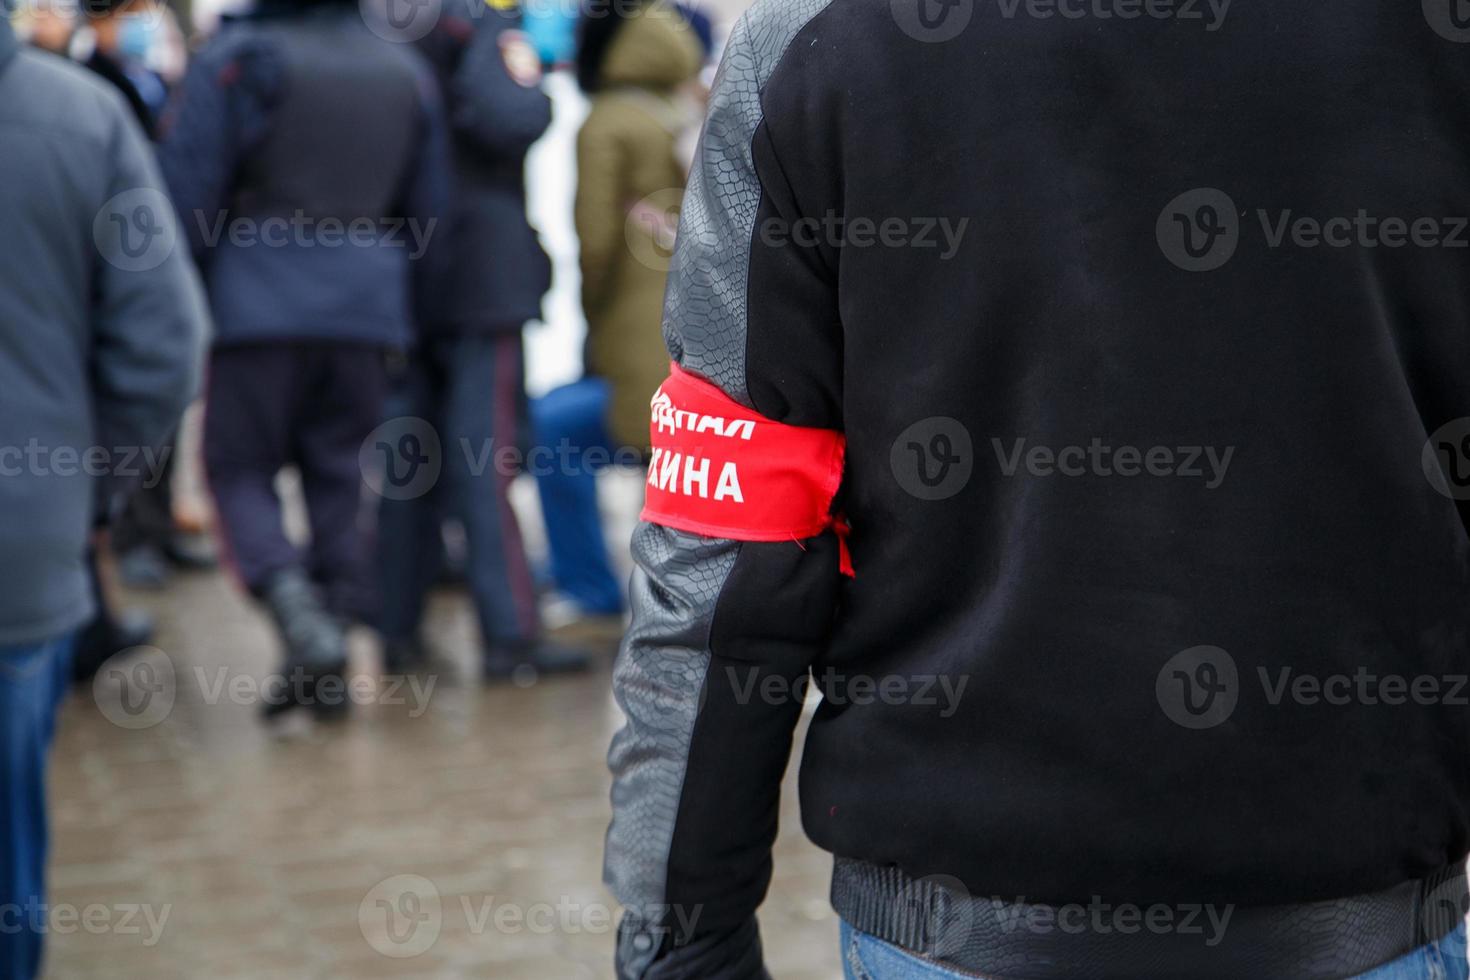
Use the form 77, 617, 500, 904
43, 471, 843, 979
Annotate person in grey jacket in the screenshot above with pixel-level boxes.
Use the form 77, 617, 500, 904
0, 11, 207, 978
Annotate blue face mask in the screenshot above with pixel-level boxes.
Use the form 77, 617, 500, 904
116, 13, 156, 62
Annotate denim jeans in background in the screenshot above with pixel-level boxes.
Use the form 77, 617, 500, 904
528, 377, 625, 616
841, 920, 1470, 980
0, 633, 75, 980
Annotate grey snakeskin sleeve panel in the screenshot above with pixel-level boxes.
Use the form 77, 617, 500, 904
604, 0, 839, 970
661, 0, 838, 409
605, 522, 740, 927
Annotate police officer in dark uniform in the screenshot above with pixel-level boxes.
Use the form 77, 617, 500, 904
375, 0, 590, 681
158, 0, 450, 718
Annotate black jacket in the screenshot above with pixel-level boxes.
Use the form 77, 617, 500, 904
605, 1, 1470, 977
83, 48, 157, 138
416, 0, 553, 335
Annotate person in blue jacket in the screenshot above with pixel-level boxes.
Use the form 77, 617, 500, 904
158, 0, 450, 718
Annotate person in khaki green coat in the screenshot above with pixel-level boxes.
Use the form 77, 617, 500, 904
529, 0, 706, 619
577, 0, 703, 451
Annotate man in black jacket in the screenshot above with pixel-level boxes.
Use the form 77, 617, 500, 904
0, 13, 206, 975
375, 0, 590, 681
605, 1, 1470, 977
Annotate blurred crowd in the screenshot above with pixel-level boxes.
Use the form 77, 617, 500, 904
10, 0, 717, 698
2, 1, 718, 971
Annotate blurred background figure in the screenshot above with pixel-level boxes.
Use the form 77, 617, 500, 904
522, 0, 578, 67
375, 0, 593, 682
77, 0, 218, 601
528, 0, 707, 619
78, 0, 169, 134
158, 0, 450, 720
13, 0, 74, 53
0, 7, 206, 974
13, 0, 186, 689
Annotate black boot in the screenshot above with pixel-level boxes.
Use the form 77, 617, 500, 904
260, 568, 349, 721
383, 636, 461, 687
483, 640, 593, 685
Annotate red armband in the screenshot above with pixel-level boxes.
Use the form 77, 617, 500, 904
641, 363, 852, 575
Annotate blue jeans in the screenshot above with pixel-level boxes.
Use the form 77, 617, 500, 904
528, 378, 625, 616
841, 920, 1470, 980
0, 634, 75, 980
